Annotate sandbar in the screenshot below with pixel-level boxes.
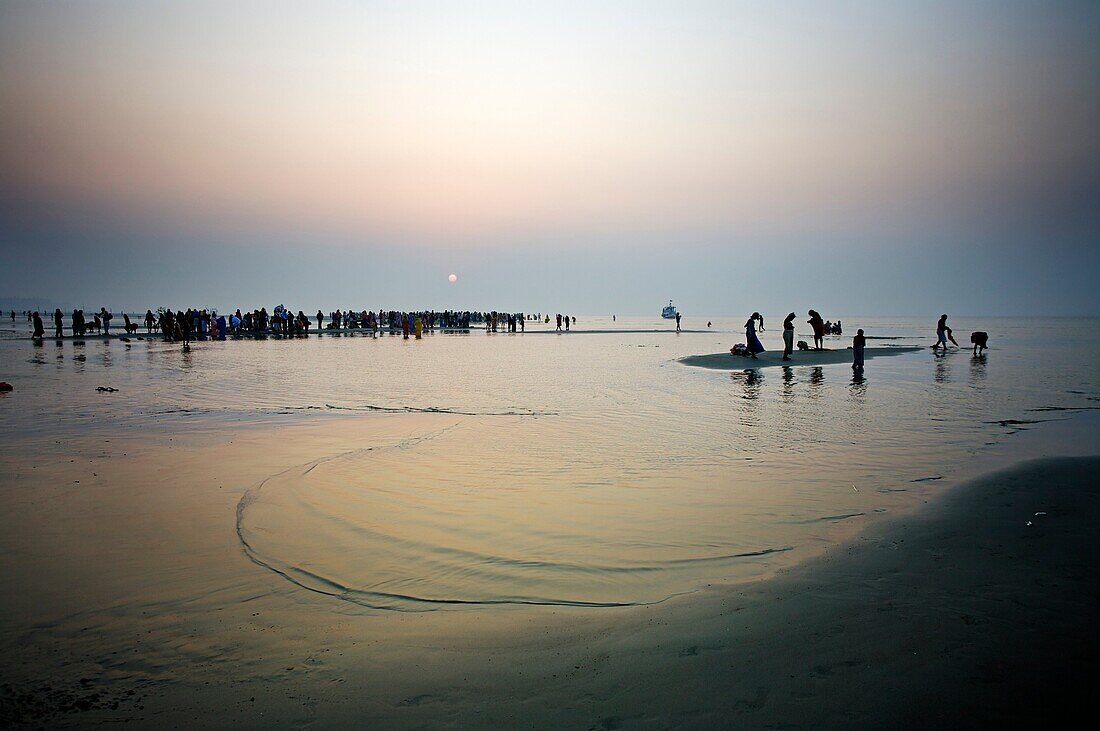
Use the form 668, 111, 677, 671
681, 345, 922, 369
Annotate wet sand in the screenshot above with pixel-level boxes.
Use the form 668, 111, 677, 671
0, 413, 1094, 727
681, 345, 922, 370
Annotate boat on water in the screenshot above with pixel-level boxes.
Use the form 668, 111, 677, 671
661, 300, 678, 319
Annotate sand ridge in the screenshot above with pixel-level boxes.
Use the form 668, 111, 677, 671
681, 345, 923, 369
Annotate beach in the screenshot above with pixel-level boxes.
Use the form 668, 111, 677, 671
4, 0, 1099, 724
1, 316, 1099, 726
0, 411, 1095, 726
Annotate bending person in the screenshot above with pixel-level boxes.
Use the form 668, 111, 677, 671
745, 312, 765, 359
808, 310, 825, 350
932, 314, 958, 353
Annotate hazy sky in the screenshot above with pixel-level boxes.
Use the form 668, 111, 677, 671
1, 1, 1097, 315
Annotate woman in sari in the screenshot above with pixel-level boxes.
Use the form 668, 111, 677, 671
745, 312, 765, 358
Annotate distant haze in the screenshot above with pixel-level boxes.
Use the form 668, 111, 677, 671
1, 1, 1097, 315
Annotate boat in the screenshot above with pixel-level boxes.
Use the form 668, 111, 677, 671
661, 300, 678, 319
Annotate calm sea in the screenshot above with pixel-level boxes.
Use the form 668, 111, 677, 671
1, 315, 1097, 610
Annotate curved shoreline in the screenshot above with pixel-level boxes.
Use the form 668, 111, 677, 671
0, 409, 1096, 726
680, 345, 922, 369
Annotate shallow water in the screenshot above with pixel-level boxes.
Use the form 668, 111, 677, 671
1, 315, 1098, 610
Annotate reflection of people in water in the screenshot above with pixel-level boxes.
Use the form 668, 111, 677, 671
807, 366, 825, 397
934, 356, 951, 384
782, 312, 796, 361
745, 313, 765, 358
969, 350, 987, 387
740, 368, 763, 399
780, 365, 795, 400
850, 368, 867, 395
852, 328, 866, 370
932, 314, 959, 353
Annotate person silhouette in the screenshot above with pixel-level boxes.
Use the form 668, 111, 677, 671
971, 331, 989, 355
782, 312, 796, 361
932, 314, 958, 353
852, 328, 866, 370
808, 310, 825, 350
745, 312, 765, 359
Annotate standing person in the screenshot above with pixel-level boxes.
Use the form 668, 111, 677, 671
32, 311, 44, 338
402, 314, 410, 339
316, 310, 324, 331
808, 310, 825, 350
782, 312, 796, 361
100, 307, 112, 335
932, 314, 958, 353
53, 308, 64, 338
144, 309, 155, 333
564, 315, 570, 331
556, 314, 562, 331
852, 328, 866, 370
675, 312, 682, 332
745, 312, 765, 358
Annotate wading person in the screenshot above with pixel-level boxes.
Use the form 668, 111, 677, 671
853, 328, 866, 370
932, 314, 958, 353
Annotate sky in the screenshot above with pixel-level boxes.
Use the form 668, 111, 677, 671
1, 0, 1097, 316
